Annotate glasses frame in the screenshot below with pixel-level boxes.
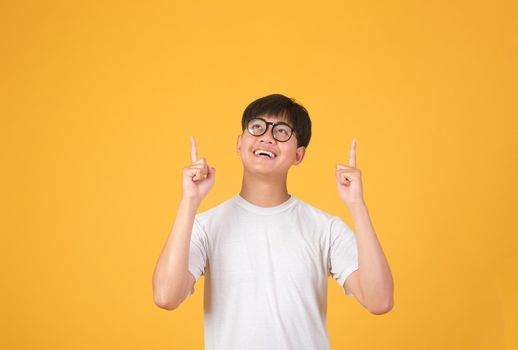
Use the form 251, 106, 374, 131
246, 117, 295, 142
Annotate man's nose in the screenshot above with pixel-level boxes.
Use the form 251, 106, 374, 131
259, 126, 276, 143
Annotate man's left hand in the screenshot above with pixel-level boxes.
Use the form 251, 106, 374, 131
336, 138, 365, 208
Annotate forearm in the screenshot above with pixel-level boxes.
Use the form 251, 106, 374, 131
349, 202, 393, 312
152, 197, 200, 308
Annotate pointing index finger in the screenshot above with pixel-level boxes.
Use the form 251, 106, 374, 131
190, 135, 198, 163
348, 138, 356, 167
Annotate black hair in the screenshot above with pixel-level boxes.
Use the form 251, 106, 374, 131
241, 93, 312, 148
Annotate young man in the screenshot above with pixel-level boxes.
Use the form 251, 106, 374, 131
152, 94, 394, 349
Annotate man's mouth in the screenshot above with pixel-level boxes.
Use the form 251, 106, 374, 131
253, 149, 276, 159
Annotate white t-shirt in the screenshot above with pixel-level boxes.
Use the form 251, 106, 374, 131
188, 194, 359, 350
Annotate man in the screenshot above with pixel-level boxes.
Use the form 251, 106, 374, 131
152, 94, 394, 349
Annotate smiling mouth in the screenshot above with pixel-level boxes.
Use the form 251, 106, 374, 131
253, 149, 276, 159
255, 154, 274, 160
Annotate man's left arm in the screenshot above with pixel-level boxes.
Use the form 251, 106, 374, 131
345, 203, 394, 314
336, 138, 394, 315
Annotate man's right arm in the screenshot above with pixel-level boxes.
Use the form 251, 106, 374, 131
152, 197, 200, 310
152, 135, 215, 310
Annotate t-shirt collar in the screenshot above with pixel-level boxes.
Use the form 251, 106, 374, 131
233, 193, 298, 215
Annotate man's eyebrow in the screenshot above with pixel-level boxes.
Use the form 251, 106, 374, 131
277, 121, 293, 127
258, 115, 293, 127
265, 117, 291, 124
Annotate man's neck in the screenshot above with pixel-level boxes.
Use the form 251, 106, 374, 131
239, 170, 290, 208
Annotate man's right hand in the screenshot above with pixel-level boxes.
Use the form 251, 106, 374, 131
182, 135, 216, 203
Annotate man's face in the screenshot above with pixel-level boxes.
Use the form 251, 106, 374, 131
236, 114, 306, 177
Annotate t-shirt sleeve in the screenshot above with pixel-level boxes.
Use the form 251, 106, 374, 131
328, 216, 359, 297
187, 216, 208, 296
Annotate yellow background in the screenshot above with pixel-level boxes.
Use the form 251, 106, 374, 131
1, 0, 517, 349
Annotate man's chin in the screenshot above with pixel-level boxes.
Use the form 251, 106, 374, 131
243, 165, 288, 178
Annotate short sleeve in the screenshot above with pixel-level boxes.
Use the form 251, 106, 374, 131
328, 216, 359, 297
187, 217, 208, 296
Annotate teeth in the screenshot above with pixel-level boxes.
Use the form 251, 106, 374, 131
254, 149, 275, 158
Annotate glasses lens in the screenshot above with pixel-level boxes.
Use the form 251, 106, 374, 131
273, 124, 292, 142
248, 118, 267, 135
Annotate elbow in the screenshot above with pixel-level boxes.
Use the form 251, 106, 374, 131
152, 277, 185, 311
154, 296, 180, 311
153, 292, 182, 311
367, 298, 394, 315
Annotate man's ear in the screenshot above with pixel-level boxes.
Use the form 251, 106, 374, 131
293, 146, 306, 165
236, 135, 241, 154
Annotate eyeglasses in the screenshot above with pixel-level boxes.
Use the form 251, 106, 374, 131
246, 117, 295, 142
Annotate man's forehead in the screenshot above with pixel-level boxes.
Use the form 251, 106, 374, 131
258, 113, 290, 123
